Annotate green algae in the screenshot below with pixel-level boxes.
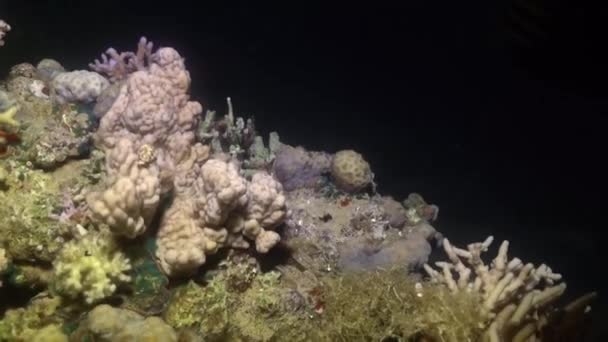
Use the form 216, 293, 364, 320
0, 162, 68, 262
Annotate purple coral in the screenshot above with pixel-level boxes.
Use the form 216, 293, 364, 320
272, 145, 332, 191
89, 37, 155, 82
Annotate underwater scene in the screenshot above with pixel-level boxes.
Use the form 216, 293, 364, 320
0, 2, 605, 341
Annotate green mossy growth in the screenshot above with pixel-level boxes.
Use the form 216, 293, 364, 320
0, 296, 64, 341
0, 163, 68, 262
229, 270, 317, 342
121, 237, 171, 316
318, 269, 484, 341
163, 279, 229, 341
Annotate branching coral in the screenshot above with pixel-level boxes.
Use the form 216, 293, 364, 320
52, 231, 132, 304
423, 236, 569, 342
89, 36, 155, 82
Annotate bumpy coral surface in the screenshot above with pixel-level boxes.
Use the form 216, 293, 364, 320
157, 158, 286, 276
330, 149, 373, 192
74, 304, 178, 342
87, 42, 202, 239
52, 231, 132, 304
51, 70, 109, 104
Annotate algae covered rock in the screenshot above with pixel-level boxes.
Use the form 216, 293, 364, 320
0, 162, 69, 262
163, 280, 229, 340
0, 295, 65, 341
73, 304, 178, 342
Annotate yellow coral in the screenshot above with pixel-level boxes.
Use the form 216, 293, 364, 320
0, 105, 19, 127
52, 231, 132, 304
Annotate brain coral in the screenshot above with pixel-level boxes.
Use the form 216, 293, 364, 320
330, 149, 373, 192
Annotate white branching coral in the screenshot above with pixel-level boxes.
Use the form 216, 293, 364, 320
423, 236, 567, 342
52, 232, 131, 304
0, 20, 10, 47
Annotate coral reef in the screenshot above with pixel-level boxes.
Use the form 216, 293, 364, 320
52, 231, 132, 304
0, 19, 9, 47
0, 26, 598, 342
330, 149, 373, 193
85, 39, 286, 277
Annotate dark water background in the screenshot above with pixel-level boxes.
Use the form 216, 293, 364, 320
1, 0, 607, 338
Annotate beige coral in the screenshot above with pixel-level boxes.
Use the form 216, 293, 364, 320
88, 45, 201, 239
423, 236, 567, 342
88, 40, 286, 277
196, 158, 248, 226
87, 139, 160, 238
241, 172, 286, 253
78, 304, 178, 341
156, 199, 225, 276
330, 149, 373, 192
156, 159, 286, 277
